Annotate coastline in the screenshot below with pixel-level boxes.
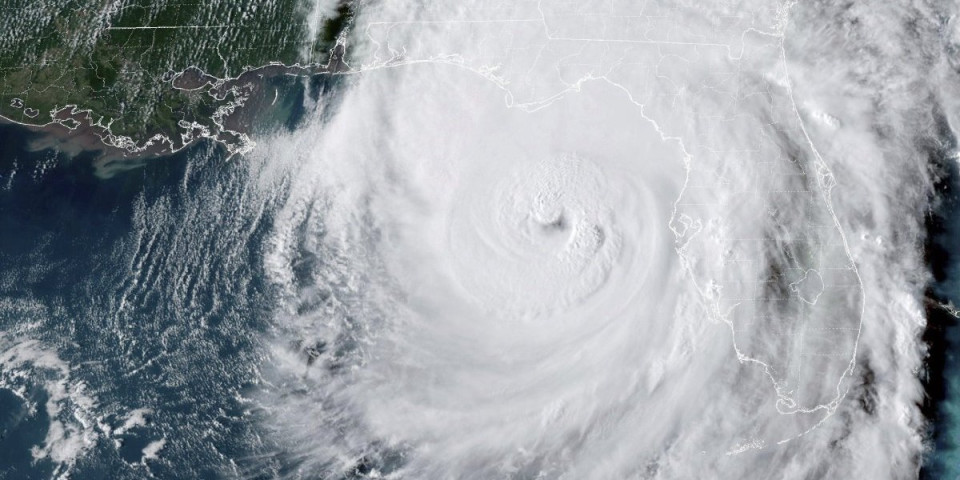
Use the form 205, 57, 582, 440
0, 41, 350, 178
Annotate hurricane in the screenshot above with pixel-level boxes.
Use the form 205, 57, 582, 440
250, 1, 954, 478
1, 0, 958, 478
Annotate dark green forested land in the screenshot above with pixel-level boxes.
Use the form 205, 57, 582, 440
0, 0, 353, 149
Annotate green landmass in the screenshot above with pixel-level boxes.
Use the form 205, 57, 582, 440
0, 0, 354, 153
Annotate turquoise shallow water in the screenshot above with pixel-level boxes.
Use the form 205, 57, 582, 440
926, 299, 960, 480
922, 139, 960, 479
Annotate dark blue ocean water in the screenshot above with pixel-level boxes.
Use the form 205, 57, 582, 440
1, 70, 957, 478
0, 71, 355, 480
924, 145, 960, 480
0, 123, 285, 479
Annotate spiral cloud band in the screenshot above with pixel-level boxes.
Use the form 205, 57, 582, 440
257, 0, 952, 478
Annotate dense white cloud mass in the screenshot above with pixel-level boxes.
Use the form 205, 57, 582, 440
256, 0, 956, 478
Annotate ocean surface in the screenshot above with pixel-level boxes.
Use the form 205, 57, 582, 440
0, 71, 364, 479
924, 136, 960, 479
0, 9, 959, 475
1, 98, 958, 479
0, 122, 287, 478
